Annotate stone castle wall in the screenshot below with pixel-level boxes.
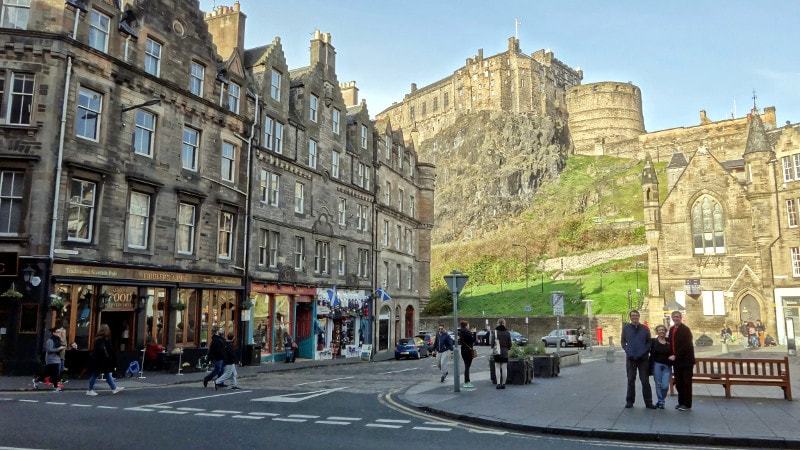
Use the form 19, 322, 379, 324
566, 81, 645, 156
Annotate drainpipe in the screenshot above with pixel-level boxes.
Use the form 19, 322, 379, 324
49, 55, 73, 262
241, 91, 259, 354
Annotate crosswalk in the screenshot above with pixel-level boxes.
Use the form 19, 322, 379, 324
8, 398, 462, 433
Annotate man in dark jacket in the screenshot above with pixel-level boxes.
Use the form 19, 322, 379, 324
668, 310, 695, 411
432, 325, 454, 383
621, 310, 654, 409
458, 321, 476, 388
203, 326, 226, 388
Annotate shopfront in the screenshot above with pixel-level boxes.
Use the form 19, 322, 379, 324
250, 283, 315, 362
50, 263, 242, 373
775, 288, 800, 345
314, 289, 371, 360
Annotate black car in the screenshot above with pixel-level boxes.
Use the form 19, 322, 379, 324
510, 331, 529, 346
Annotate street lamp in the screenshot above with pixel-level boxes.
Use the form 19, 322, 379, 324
582, 299, 594, 352
512, 244, 529, 289
444, 270, 469, 393
121, 98, 162, 113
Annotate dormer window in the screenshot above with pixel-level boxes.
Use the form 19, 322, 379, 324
270, 69, 281, 101
227, 82, 240, 114
360, 124, 367, 149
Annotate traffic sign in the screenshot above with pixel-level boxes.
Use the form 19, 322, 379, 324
551, 292, 565, 317
523, 305, 532, 313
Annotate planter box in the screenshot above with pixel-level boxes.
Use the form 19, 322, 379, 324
533, 355, 560, 378
489, 358, 534, 384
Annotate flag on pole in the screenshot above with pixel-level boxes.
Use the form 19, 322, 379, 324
327, 286, 339, 307
376, 288, 392, 302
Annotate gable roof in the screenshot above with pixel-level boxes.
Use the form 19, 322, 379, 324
667, 152, 688, 169
743, 111, 772, 155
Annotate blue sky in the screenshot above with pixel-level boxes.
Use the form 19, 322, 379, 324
199, 0, 800, 131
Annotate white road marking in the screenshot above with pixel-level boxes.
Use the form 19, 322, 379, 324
125, 407, 154, 412
211, 410, 241, 414
195, 413, 225, 417
294, 376, 354, 386
176, 407, 205, 412
288, 414, 319, 419
70, 404, 91, 407
468, 429, 507, 435
233, 415, 263, 420
0, 398, 12, 401
327, 416, 361, 421
0, 446, 49, 450
376, 419, 410, 424
45, 402, 66, 405
159, 410, 189, 415
366, 423, 402, 429
382, 368, 419, 374
413, 426, 452, 432
272, 418, 307, 423
149, 405, 172, 409
18, 399, 38, 403
251, 387, 347, 403
96, 406, 118, 410
144, 390, 251, 407
315, 420, 350, 425
424, 421, 456, 426
248, 412, 279, 417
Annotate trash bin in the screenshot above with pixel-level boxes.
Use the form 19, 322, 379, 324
243, 345, 261, 366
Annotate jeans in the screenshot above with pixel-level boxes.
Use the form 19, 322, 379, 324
461, 350, 473, 383
652, 362, 672, 404
437, 351, 450, 378
88, 372, 117, 391
626, 357, 653, 406
216, 364, 238, 386
203, 360, 225, 383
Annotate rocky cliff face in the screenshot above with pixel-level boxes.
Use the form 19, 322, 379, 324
418, 111, 571, 243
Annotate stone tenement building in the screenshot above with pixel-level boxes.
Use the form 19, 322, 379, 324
641, 111, 800, 346
566, 80, 779, 163
376, 37, 583, 155
0, 0, 434, 374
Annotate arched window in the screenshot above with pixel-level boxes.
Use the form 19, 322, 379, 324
692, 196, 725, 255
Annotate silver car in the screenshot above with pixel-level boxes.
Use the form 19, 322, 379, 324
541, 329, 579, 347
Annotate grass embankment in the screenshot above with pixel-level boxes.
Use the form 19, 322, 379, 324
427, 155, 666, 316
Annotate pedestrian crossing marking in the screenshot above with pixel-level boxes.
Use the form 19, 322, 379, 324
251, 387, 347, 403
233, 415, 264, 420
316, 420, 350, 425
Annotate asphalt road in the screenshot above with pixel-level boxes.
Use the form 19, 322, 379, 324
0, 351, 736, 450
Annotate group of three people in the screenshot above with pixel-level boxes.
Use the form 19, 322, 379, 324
623, 310, 694, 411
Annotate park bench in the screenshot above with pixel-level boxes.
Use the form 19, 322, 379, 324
670, 356, 792, 400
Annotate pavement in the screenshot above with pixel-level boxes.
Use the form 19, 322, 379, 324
397, 344, 800, 449
0, 354, 368, 392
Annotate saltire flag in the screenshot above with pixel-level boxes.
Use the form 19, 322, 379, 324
376, 288, 392, 302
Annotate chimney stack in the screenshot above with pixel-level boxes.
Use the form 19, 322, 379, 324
204, 1, 247, 60
310, 29, 337, 79
340, 81, 359, 107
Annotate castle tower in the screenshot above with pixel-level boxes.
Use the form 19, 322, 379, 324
666, 151, 687, 191
642, 153, 662, 318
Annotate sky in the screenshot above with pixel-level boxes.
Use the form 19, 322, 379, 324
199, 0, 800, 131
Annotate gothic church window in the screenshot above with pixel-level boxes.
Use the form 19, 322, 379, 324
691, 196, 725, 255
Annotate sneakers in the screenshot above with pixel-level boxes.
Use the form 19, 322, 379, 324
32, 378, 38, 390
440, 374, 446, 383
230, 386, 241, 390
645, 404, 657, 409
86, 390, 98, 396
676, 405, 689, 411
463, 382, 475, 389
203, 378, 208, 388
112, 387, 125, 395
656, 402, 665, 409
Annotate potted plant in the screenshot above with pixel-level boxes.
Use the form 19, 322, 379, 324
49, 294, 65, 312
0, 284, 23, 301
507, 344, 535, 384
240, 298, 254, 310
532, 343, 560, 378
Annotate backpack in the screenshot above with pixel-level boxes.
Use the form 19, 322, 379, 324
491, 331, 501, 356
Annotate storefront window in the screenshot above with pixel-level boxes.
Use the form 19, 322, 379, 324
273, 295, 290, 353
145, 287, 167, 346
201, 290, 237, 346
18, 304, 38, 334
253, 293, 270, 351
54, 284, 94, 350
175, 289, 198, 347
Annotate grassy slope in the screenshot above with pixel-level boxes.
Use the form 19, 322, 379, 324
428, 155, 666, 316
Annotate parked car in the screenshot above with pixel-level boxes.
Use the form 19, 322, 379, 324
414, 337, 430, 357
395, 338, 427, 360
510, 331, 529, 346
415, 332, 434, 351
476, 330, 490, 345
541, 329, 579, 347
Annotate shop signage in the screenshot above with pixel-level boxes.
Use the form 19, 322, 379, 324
317, 305, 331, 315
102, 286, 137, 311
53, 264, 241, 286
685, 279, 701, 296
0, 252, 18, 277
345, 345, 361, 358
251, 283, 316, 296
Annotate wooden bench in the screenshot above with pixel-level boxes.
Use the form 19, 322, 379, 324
670, 356, 792, 400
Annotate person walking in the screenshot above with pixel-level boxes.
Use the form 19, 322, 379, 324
650, 325, 672, 409
40, 327, 66, 391
284, 333, 297, 363
433, 325, 454, 383
86, 324, 124, 396
202, 326, 226, 388
668, 310, 695, 411
490, 319, 512, 389
215, 333, 240, 390
621, 310, 655, 409
756, 320, 766, 347
458, 320, 476, 389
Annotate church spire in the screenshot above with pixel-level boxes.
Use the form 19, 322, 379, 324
743, 109, 771, 155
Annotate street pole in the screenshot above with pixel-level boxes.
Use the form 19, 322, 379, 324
452, 288, 460, 393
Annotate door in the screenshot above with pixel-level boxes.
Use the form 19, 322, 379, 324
740, 295, 761, 323
98, 310, 135, 361
295, 303, 312, 359
404, 306, 414, 338
786, 307, 799, 345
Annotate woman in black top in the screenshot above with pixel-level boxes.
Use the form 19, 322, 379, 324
650, 324, 672, 409
490, 319, 512, 389
458, 321, 476, 388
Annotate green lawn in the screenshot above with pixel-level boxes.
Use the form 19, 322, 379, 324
456, 269, 647, 317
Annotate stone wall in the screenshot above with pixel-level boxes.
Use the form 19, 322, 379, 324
420, 314, 623, 346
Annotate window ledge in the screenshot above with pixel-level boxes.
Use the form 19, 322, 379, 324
0, 235, 29, 244
0, 122, 41, 134
61, 240, 95, 248
175, 253, 198, 261
124, 248, 153, 256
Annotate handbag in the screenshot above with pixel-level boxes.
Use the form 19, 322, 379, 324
491, 331, 501, 356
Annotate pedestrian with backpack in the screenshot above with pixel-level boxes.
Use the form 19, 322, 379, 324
86, 324, 124, 396
214, 333, 240, 390
202, 326, 226, 388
